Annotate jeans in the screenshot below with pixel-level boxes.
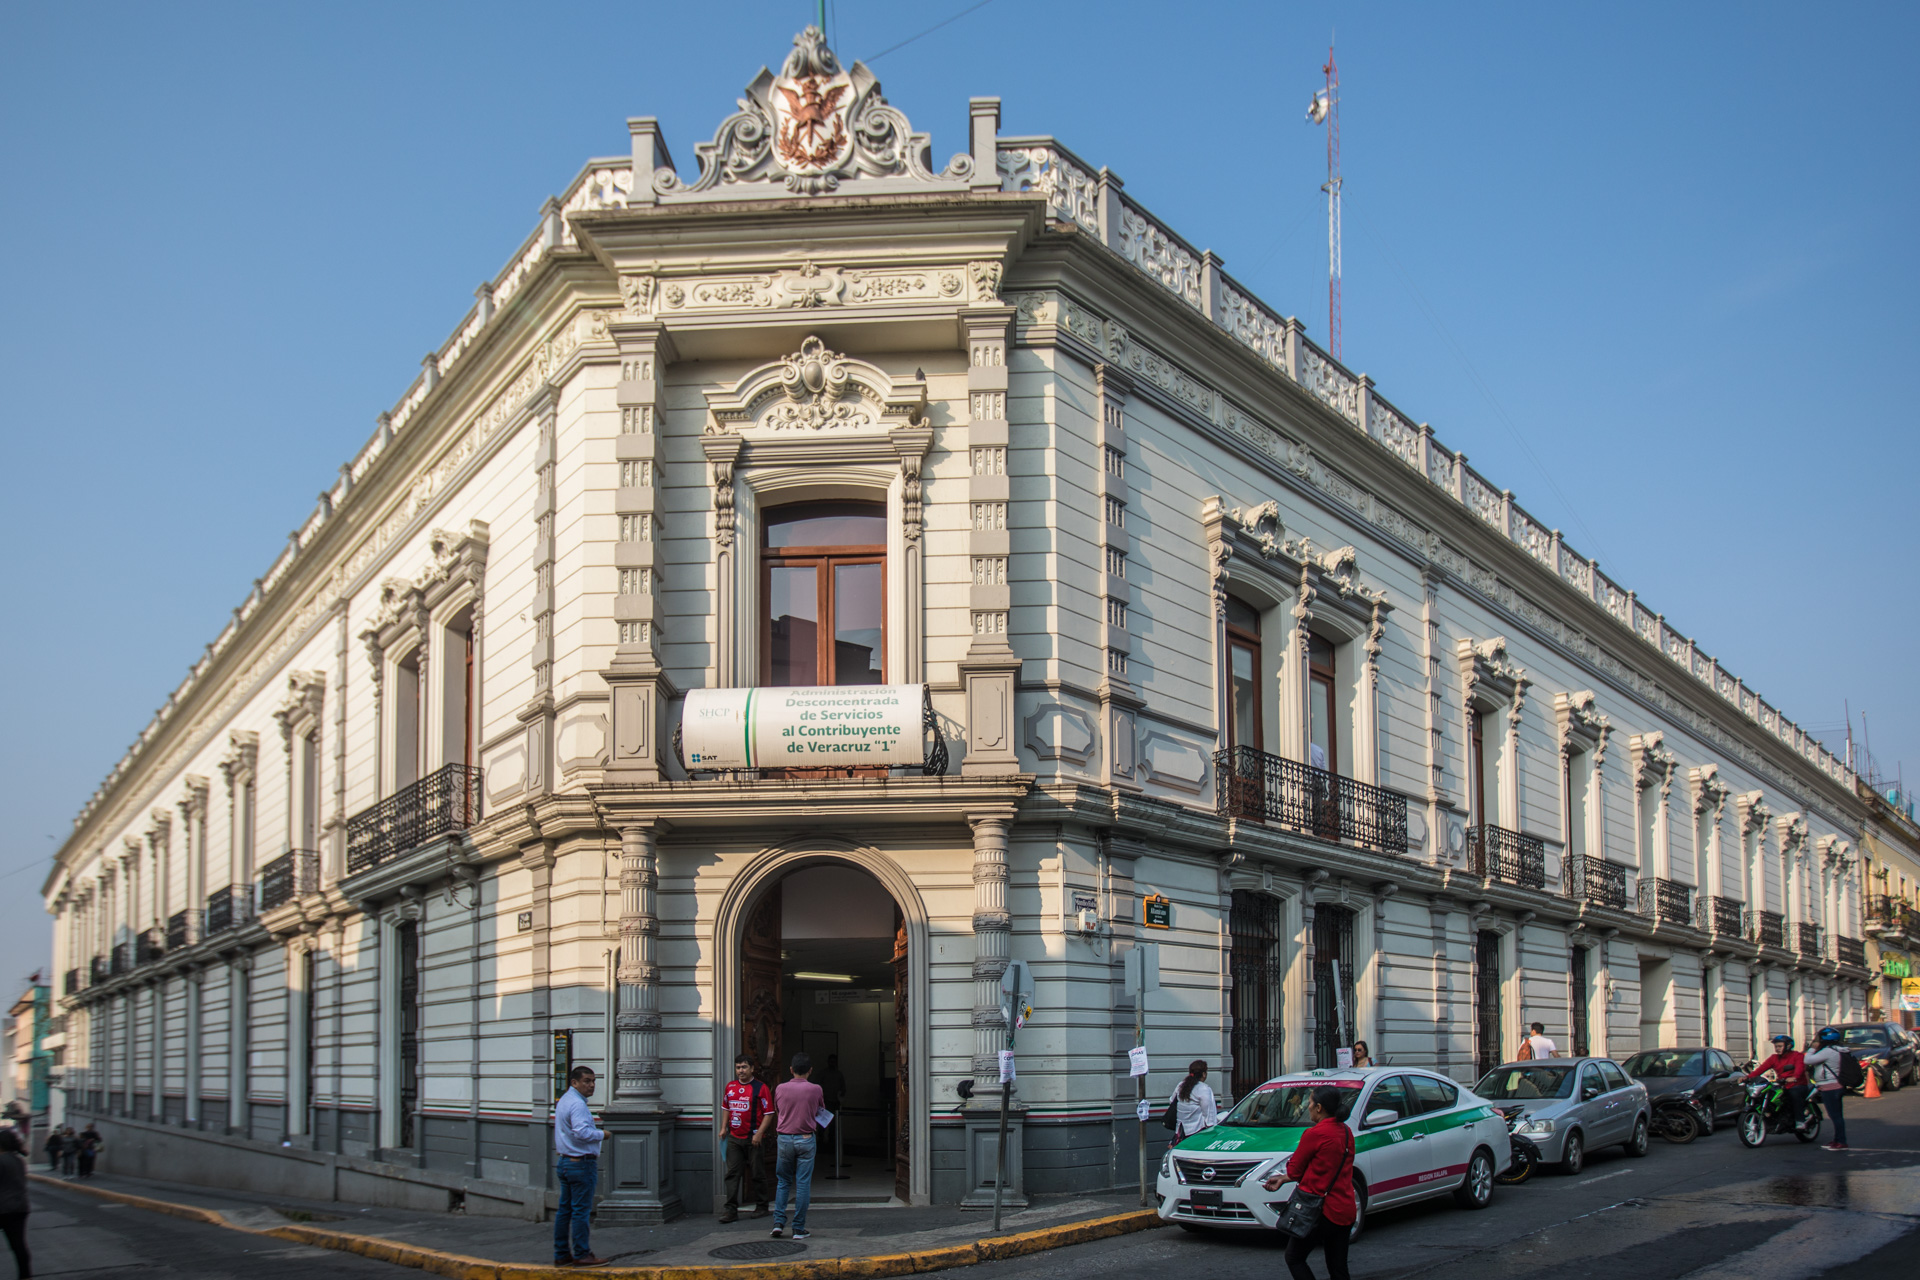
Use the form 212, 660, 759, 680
773, 1133, 817, 1231
1284, 1216, 1351, 1280
724, 1137, 768, 1211
1820, 1086, 1847, 1144
1781, 1084, 1810, 1129
554, 1156, 598, 1262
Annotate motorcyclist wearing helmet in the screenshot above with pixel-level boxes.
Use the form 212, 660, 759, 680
1746, 1034, 1810, 1130
1804, 1027, 1850, 1151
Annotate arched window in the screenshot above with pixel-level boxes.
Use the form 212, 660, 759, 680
762, 501, 887, 687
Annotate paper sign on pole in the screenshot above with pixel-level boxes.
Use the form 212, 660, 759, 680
1128, 1046, 1150, 1077
1335, 1047, 1354, 1068
1136, 1099, 1152, 1122
998, 1050, 1016, 1083
682, 684, 925, 769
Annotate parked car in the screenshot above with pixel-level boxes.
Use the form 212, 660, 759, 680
1831, 1022, 1918, 1090
1156, 1067, 1510, 1239
1620, 1047, 1746, 1134
1472, 1058, 1651, 1175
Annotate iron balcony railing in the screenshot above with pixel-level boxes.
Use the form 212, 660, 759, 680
347, 763, 484, 874
166, 910, 193, 951
110, 941, 132, 974
1836, 935, 1866, 968
1564, 855, 1628, 910
1752, 910, 1786, 949
63, 968, 79, 997
1795, 921, 1825, 960
135, 927, 166, 965
259, 849, 320, 912
1465, 824, 1547, 889
1867, 894, 1919, 939
204, 884, 250, 935
91, 956, 110, 985
1695, 895, 1746, 937
1213, 747, 1408, 855
1638, 876, 1694, 925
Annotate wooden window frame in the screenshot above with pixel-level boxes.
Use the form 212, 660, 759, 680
760, 505, 889, 689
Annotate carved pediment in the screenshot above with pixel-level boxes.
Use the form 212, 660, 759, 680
1555, 690, 1610, 758
275, 671, 328, 743
1736, 790, 1771, 837
1459, 636, 1526, 706
1689, 763, 1732, 815
1202, 496, 1389, 621
654, 26, 972, 199
1630, 731, 1679, 795
704, 335, 927, 437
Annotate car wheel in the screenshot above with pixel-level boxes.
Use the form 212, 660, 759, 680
1560, 1130, 1585, 1175
1624, 1114, 1650, 1157
1887, 1067, 1902, 1093
1453, 1148, 1495, 1209
1348, 1175, 1368, 1242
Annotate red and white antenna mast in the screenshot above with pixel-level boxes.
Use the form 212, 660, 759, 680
1307, 42, 1342, 360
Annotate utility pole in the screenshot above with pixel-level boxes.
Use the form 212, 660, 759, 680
1307, 40, 1342, 361
1125, 944, 1160, 1206
992, 959, 1032, 1233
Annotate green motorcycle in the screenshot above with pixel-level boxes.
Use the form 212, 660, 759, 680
1736, 1078, 1822, 1146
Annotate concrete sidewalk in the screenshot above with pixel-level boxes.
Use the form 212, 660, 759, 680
31, 1169, 1162, 1279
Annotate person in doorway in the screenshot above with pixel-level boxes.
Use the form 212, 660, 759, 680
1171, 1061, 1219, 1139
719, 1053, 775, 1222
1806, 1027, 1850, 1151
1520, 1023, 1558, 1060
771, 1053, 823, 1241
0, 1127, 29, 1277
1261, 1086, 1355, 1280
1746, 1034, 1810, 1130
75, 1125, 100, 1179
1349, 1042, 1373, 1068
552, 1065, 608, 1268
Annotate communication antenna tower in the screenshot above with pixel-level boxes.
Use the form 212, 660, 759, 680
1306, 42, 1342, 360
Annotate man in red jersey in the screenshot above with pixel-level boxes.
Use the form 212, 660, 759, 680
718, 1053, 774, 1223
1746, 1034, 1811, 1131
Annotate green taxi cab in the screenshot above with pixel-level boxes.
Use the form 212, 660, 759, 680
1154, 1067, 1509, 1236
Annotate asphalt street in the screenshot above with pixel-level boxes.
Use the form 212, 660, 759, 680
18, 1086, 1919, 1278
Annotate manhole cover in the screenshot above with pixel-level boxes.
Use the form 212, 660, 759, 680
710, 1240, 809, 1260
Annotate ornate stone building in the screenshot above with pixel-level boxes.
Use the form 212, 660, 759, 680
47, 28, 1871, 1217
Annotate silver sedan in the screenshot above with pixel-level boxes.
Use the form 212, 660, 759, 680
1472, 1057, 1651, 1175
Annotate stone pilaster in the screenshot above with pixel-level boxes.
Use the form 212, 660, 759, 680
969, 811, 1014, 1078
598, 821, 681, 1223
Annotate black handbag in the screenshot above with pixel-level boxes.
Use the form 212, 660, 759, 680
1276, 1128, 1353, 1238
1160, 1093, 1181, 1131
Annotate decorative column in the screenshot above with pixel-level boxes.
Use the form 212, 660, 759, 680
597, 820, 681, 1223
961, 808, 1025, 1210
183, 967, 203, 1127
604, 321, 676, 784
227, 954, 251, 1135
518, 392, 559, 797
1093, 363, 1141, 789
959, 306, 1023, 775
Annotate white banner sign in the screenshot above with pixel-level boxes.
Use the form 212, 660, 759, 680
683, 685, 923, 769
1128, 1046, 1150, 1077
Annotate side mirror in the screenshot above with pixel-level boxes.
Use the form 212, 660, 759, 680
1581, 1086, 1601, 1101
1362, 1109, 1399, 1128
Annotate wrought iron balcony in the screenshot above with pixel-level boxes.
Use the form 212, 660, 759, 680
166, 910, 193, 951
204, 884, 250, 935
1465, 824, 1546, 888
1638, 876, 1694, 925
1867, 894, 1919, 939
111, 941, 132, 974
1694, 895, 1746, 937
259, 849, 320, 912
63, 968, 79, 997
347, 763, 485, 875
1795, 922, 1825, 960
1836, 935, 1866, 968
1213, 747, 1408, 855
1564, 855, 1628, 909
1752, 910, 1786, 949
91, 956, 110, 985
135, 927, 165, 965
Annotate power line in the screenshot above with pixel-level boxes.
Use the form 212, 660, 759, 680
863, 0, 997, 64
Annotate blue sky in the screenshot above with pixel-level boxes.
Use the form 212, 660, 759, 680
2, 1, 1915, 989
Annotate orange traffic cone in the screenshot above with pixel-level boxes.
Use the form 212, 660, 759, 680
1864, 1067, 1882, 1099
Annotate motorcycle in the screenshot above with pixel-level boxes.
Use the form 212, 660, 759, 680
1649, 1096, 1707, 1144
1493, 1105, 1540, 1185
1736, 1077, 1823, 1147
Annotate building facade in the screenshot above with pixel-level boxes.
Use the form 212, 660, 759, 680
1859, 782, 1920, 1027
48, 28, 1872, 1217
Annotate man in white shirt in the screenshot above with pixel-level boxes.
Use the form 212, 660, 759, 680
1522, 1023, 1559, 1060
553, 1065, 608, 1267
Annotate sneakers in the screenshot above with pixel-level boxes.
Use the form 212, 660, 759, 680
769, 1226, 784, 1238
1825, 1142, 1850, 1151
792, 1228, 812, 1241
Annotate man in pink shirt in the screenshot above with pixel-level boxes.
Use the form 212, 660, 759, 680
770, 1053, 825, 1240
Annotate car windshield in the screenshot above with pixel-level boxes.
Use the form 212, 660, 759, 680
1474, 1065, 1576, 1100
1622, 1051, 1706, 1077
1840, 1028, 1893, 1050
1223, 1084, 1360, 1127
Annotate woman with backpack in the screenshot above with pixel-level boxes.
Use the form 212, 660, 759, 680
1261, 1085, 1356, 1280
1806, 1026, 1855, 1151
1169, 1060, 1218, 1140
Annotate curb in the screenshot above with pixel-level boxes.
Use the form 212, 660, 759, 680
33, 1172, 1164, 1280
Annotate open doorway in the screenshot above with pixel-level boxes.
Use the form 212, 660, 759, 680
740, 864, 907, 1204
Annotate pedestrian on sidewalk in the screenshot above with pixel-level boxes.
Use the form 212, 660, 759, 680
1170, 1061, 1219, 1139
770, 1053, 823, 1242
553, 1065, 609, 1268
1349, 1042, 1373, 1068
38, 1129, 60, 1176
57, 1131, 76, 1179
1807, 1027, 1851, 1151
719, 1054, 774, 1223
1519, 1023, 1559, 1060
0, 1127, 31, 1278
75, 1126, 100, 1179
1261, 1086, 1355, 1280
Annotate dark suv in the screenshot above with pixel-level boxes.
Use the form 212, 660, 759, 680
1831, 1022, 1917, 1090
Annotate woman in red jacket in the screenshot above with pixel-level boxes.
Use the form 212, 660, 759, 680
1262, 1086, 1356, 1280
